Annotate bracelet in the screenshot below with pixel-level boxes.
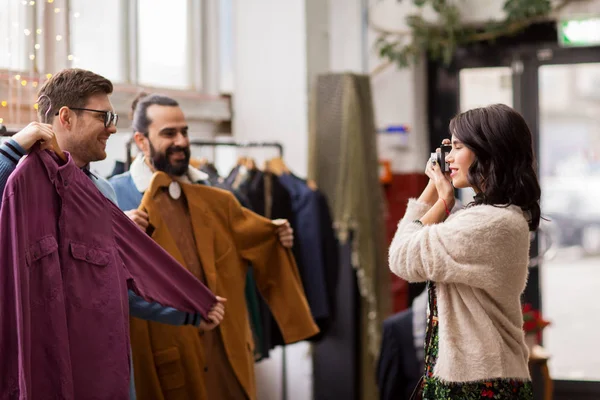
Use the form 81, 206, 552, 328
412, 219, 423, 227
441, 198, 451, 216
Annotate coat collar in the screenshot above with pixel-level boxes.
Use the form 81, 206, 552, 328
129, 153, 209, 194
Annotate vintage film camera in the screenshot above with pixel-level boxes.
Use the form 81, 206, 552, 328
430, 144, 452, 173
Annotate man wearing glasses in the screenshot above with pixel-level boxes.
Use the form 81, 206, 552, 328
0, 68, 223, 400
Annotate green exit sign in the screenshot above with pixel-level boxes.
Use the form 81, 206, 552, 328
558, 18, 600, 47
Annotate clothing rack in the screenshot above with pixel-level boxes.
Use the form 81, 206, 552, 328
125, 138, 284, 169
188, 140, 284, 157
184, 140, 289, 400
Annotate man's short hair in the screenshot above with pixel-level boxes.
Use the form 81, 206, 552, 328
37, 68, 113, 124
131, 92, 179, 136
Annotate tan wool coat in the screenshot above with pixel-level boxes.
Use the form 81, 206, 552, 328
130, 171, 319, 400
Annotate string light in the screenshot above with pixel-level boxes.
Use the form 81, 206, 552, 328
0, 118, 4, 124
6, 1, 89, 127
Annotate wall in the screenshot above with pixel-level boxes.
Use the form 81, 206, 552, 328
233, 0, 310, 177
327, 0, 432, 174
367, 1, 439, 174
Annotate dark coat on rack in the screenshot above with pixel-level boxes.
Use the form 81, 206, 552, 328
376, 308, 422, 400
278, 173, 339, 338
247, 170, 299, 348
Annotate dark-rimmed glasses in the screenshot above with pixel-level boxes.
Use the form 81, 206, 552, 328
55, 107, 119, 128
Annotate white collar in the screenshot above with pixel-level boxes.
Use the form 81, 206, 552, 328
129, 154, 209, 193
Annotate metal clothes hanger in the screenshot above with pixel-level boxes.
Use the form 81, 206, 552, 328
37, 95, 67, 162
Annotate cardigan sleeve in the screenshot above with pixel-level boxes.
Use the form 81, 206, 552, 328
388, 203, 530, 292
398, 199, 432, 231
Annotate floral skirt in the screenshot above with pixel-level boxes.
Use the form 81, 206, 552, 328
422, 377, 533, 399
422, 283, 533, 399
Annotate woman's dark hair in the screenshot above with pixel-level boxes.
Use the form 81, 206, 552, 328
449, 104, 541, 231
130, 92, 179, 135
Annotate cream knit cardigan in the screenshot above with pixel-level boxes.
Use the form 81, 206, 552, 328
388, 199, 531, 383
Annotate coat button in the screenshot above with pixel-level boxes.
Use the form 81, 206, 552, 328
64, 179, 68, 187
204, 366, 208, 372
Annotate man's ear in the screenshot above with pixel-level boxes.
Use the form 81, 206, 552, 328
56, 106, 72, 129
133, 131, 150, 157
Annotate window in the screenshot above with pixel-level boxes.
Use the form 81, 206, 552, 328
0, 0, 32, 71
0, 0, 228, 127
219, 0, 234, 93
70, 0, 126, 82
137, 0, 191, 89
539, 63, 600, 381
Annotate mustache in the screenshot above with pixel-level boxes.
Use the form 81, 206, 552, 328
166, 146, 189, 156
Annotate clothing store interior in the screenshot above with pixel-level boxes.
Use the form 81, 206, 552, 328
1, 0, 599, 399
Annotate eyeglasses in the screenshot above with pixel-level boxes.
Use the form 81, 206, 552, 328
55, 107, 119, 128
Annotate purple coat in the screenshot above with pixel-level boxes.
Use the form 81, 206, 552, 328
0, 148, 217, 399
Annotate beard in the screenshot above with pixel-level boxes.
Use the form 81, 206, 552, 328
148, 141, 190, 177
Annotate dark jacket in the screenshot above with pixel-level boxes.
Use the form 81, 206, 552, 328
377, 309, 422, 400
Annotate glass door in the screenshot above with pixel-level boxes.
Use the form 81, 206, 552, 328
538, 62, 600, 382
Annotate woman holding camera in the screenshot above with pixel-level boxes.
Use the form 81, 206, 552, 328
389, 104, 539, 399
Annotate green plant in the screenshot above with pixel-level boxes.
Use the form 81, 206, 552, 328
373, 0, 584, 69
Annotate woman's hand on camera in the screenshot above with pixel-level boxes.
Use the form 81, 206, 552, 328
425, 148, 455, 209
